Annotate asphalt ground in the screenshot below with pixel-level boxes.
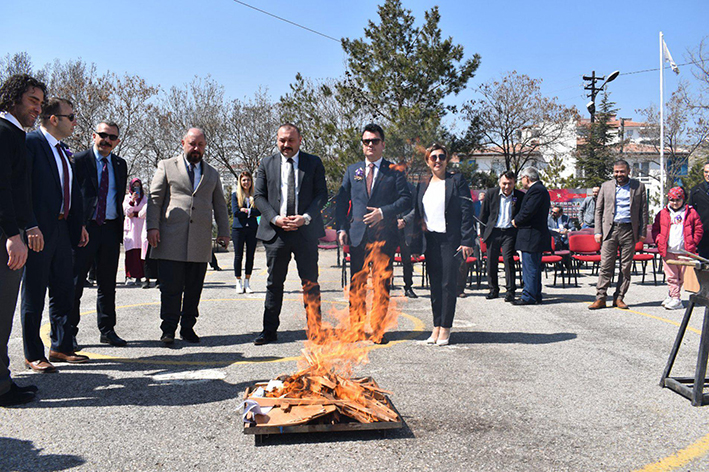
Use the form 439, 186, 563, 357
2, 246, 709, 472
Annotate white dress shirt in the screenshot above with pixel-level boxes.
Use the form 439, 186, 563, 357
40, 126, 73, 215
183, 156, 202, 193
365, 157, 383, 188
0, 111, 23, 130
279, 151, 300, 216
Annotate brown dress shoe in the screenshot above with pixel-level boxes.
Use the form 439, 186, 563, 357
588, 298, 607, 310
48, 351, 89, 364
25, 359, 57, 373
613, 298, 629, 309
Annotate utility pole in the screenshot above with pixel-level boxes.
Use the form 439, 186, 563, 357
583, 70, 619, 123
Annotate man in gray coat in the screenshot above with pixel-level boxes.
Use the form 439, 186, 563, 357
147, 128, 230, 344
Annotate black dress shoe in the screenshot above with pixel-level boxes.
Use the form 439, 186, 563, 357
12, 382, 38, 394
373, 335, 389, 345
254, 332, 277, 345
0, 386, 35, 407
160, 332, 175, 345
504, 293, 516, 302
486, 291, 499, 300
512, 298, 537, 306
142, 280, 151, 289
100, 331, 127, 347
404, 288, 418, 299
180, 329, 200, 343
72, 336, 80, 352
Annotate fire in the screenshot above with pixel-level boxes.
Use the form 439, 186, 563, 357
256, 240, 401, 423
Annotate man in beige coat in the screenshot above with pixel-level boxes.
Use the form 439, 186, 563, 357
588, 159, 648, 310
147, 128, 229, 344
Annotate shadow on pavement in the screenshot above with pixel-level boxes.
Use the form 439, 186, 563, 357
0, 437, 84, 471
390, 330, 576, 345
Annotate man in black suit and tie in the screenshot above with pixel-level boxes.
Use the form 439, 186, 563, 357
511, 167, 551, 305
480, 171, 525, 302
253, 123, 328, 345
0, 74, 46, 406
336, 124, 412, 344
22, 98, 90, 372
71, 121, 128, 347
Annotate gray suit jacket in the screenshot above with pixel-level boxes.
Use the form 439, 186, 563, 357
595, 178, 648, 242
146, 155, 229, 263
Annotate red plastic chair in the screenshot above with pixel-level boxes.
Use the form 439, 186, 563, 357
632, 240, 656, 285
340, 245, 351, 288
318, 228, 341, 266
541, 237, 566, 287
569, 234, 602, 286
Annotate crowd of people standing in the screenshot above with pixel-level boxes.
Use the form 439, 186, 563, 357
2, 72, 709, 408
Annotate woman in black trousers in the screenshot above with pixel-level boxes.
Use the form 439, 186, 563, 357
231, 171, 260, 293
409, 144, 474, 345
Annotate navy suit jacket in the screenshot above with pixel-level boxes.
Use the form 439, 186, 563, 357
253, 151, 327, 242
25, 129, 84, 246
231, 192, 261, 230
72, 147, 127, 236
514, 181, 552, 253
336, 159, 412, 247
408, 172, 474, 254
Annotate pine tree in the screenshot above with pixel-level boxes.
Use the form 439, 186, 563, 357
575, 92, 619, 186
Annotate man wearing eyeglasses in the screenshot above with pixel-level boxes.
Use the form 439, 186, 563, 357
22, 98, 90, 372
71, 121, 128, 347
336, 123, 412, 344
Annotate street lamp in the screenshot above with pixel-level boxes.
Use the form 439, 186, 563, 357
583, 70, 620, 122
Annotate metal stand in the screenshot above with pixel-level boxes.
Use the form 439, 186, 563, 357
660, 294, 709, 406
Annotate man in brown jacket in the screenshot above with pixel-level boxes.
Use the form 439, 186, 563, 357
147, 128, 230, 344
588, 160, 648, 310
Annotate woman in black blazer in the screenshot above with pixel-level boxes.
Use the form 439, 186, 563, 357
410, 144, 474, 345
231, 171, 260, 293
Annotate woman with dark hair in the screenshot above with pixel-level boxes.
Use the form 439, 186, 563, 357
123, 178, 147, 286
232, 171, 260, 293
409, 144, 474, 345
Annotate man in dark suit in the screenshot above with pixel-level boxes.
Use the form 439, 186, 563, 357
511, 167, 551, 305
253, 123, 328, 345
688, 162, 709, 259
397, 178, 417, 299
336, 124, 412, 344
547, 205, 571, 250
22, 98, 90, 372
0, 74, 46, 406
480, 170, 525, 302
71, 121, 128, 346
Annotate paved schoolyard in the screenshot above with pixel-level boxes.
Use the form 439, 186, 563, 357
1, 246, 709, 471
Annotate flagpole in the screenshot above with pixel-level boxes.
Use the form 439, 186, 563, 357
660, 31, 665, 206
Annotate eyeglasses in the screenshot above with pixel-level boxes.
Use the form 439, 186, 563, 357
362, 138, 382, 146
429, 153, 446, 162
96, 131, 119, 141
55, 114, 75, 121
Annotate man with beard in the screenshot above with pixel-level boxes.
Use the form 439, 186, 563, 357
22, 98, 89, 372
147, 128, 229, 344
0, 74, 46, 405
72, 121, 128, 347
579, 186, 600, 229
588, 160, 648, 310
252, 123, 327, 345
688, 163, 709, 258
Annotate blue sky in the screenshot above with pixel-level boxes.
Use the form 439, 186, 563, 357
4, 0, 707, 126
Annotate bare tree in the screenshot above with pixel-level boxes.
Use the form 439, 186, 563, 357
464, 71, 578, 176
688, 36, 709, 111
225, 88, 279, 177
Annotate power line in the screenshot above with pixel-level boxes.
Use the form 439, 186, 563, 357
620, 61, 698, 76
231, 0, 340, 43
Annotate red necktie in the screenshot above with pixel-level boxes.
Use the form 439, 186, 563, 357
366, 163, 375, 197
55, 143, 71, 219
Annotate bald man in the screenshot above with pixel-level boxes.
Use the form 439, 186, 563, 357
147, 128, 230, 344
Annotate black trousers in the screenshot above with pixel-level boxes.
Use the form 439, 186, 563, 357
157, 259, 208, 334
397, 228, 414, 289
232, 226, 257, 278
349, 230, 396, 339
425, 232, 459, 329
21, 219, 75, 360
486, 228, 517, 294
0, 232, 24, 395
72, 219, 121, 336
262, 230, 321, 335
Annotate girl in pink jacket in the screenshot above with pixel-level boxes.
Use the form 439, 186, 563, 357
652, 187, 704, 310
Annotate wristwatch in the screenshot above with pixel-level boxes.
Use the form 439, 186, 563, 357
303, 214, 312, 226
